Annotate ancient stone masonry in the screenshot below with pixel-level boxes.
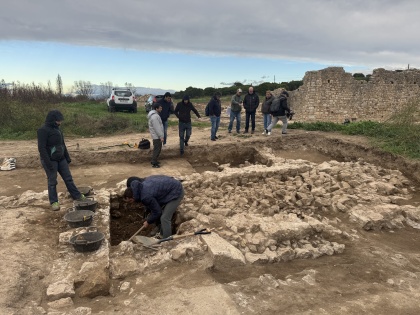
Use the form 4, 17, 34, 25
288, 67, 420, 123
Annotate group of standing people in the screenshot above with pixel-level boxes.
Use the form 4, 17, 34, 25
147, 92, 202, 167
226, 87, 291, 136
147, 88, 291, 166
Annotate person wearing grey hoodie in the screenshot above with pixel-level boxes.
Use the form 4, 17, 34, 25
148, 103, 164, 168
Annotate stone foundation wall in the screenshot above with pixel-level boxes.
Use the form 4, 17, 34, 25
288, 67, 420, 123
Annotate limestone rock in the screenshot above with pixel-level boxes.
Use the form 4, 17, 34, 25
47, 280, 75, 301
77, 267, 110, 298
202, 233, 246, 269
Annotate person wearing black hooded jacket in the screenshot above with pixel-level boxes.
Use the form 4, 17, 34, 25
174, 95, 201, 155
37, 110, 85, 211
266, 91, 291, 135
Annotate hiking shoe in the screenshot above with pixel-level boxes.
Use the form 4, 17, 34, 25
211, 138, 216, 141
228, 130, 232, 133
243, 130, 248, 134
77, 194, 86, 201
152, 163, 160, 168
51, 202, 60, 211
180, 150, 184, 156
262, 130, 266, 135
184, 141, 188, 146
251, 130, 254, 134
267, 131, 271, 135
215, 136, 219, 139
282, 132, 287, 134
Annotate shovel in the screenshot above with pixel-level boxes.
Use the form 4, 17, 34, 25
128, 224, 146, 242
133, 228, 211, 247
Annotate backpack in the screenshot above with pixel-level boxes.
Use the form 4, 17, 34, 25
270, 97, 281, 113
138, 138, 150, 150
205, 103, 210, 116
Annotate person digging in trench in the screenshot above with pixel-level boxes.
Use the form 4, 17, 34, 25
124, 175, 184, 239
37, 109, 86, 211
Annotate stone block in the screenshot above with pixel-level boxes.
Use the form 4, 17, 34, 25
201, 233, 245, 269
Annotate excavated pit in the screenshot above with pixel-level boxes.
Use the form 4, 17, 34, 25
108, 146, 349, 247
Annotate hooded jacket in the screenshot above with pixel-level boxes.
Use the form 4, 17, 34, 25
130, 175, 183, 224
37, 110, 70, 170
156, 98, 174, 122
207, 95, 221, 117
270, 94, 290, 117
174, 96, 201, 123
148, 110, 164, 139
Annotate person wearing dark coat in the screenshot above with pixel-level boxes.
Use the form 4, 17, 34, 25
261, 90, 274, 134
242, 86, 260, 134
174, 95, 201, 155
207, 92, 222, 141
124, 175, 184, 238
155, 92, 174, 145
266, 90, 291, 135
37, 109, 85, 211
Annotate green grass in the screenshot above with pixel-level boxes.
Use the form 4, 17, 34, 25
0, 100, 149, 140
289, 99, 420, 159
1, 97, 419, 160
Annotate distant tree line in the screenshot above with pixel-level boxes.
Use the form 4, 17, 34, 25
173, 80, 304, 98
353, 73, 372, 81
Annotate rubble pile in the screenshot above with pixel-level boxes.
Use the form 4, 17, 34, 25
177, 157, 419, 264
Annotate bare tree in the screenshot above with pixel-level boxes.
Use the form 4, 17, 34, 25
125, 82, 136, 95
99, 81, 114, 99
73, 80, 93, 98
56, 74, 63, 96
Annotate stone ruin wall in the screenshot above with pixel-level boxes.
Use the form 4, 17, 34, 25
288, 67, 420, 123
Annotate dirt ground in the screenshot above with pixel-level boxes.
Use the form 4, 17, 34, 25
1, 115, 420, 314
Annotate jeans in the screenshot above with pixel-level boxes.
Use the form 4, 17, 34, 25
210, 116, 220, 140
244, 111, 256, 131
228, 111, 241, 132
160, 187, 184, 238
267, 115, 288, 133
179, 122, 192, 152
163, 120, 168, 145
263, 113, 272, 130
152, 139, 162, 164
41, 158, 81, 204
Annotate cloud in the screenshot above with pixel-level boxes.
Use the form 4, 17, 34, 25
1, 0, 420, 70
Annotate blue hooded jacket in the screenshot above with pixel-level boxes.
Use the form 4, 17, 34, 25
130, 175, 183, 224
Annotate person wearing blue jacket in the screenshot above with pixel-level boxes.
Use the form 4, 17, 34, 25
124, 175, 184, 238
207, 91, 222, 141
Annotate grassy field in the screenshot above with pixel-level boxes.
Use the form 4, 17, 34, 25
0, 96, 419, 160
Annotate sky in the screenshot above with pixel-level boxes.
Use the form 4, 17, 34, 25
1, 0, 419, 93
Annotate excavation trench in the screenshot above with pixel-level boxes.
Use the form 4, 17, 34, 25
109, 146, 338, 246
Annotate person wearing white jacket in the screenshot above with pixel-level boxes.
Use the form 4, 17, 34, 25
147, 103, 164, 168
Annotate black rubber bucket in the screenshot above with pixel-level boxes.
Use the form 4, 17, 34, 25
74, 197, 98, 212
69, 229, 105, 253
64, 209, 94, 228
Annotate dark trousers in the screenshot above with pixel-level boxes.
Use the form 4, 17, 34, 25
245, 111, 256, 131
41, 158, 81, 204
179, 122, 192, 152
152, 139, 162, 164
160, 187, 184, 238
